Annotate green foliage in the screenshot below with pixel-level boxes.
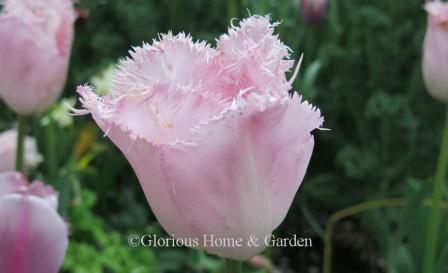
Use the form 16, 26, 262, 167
62, 189, 156, 273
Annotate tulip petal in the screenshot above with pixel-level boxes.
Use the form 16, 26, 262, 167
158, 94, 322, 260
112, 33, 223, 97
423, 1, 448, 102
0, 129, 43, 172
0, 172, 28, 196
0, 194, 68, 273
425, 1, 448, 25
28, 181, 59, 210
0, 17, 68, 114
77, 84, 226, 144
218, 16, 294, 95
0, 0, 75, 115
300, 0, 328, 24
76, 86, 195, 238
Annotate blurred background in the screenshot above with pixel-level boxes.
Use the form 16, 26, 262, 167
1, 0, 445, 272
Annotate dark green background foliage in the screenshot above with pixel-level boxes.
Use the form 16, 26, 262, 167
1, 0, 446, 272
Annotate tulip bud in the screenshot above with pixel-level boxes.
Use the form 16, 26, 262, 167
0, 129, 43, 172
75, 16, 323, 260
300, 0, 328, 24
422, 0, 448, 102
249, 255, 273, 270
0, 172, 68, 273
0, 0, 76, 115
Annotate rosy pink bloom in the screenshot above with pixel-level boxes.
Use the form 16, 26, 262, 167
423, 0, 448, 102
0, 171, 68, 273
75, 16, 323, 260
249, 255, 272, 269
0, 0, 76, 115
300, 0, 328, 24
0, 129, 43, 172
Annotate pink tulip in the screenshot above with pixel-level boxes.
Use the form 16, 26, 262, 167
0, 129, 43, 172
300, 0, 328, 24
0, 171, 68, 273
75, 16, 323, 260
0, 0, 76, 115
423, 1, 448, 102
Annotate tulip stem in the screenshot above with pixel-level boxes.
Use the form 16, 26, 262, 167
226, 258, 242, 273
15, 115, 26, 172
423, 107, 448, 273
227, 0, 239, 21
46, 116, 57, 183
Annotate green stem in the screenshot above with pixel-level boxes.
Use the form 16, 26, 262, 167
423, 107, 448, 273
227, 0, 239, 21
226, 258, 242, 273
15, 116, 26, 172
323, 198, 404, 273
46, 116, 57, 183
323, 197, 448, 273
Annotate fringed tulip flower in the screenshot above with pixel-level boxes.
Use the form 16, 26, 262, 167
0, 129, 43, 172
300, 0, 328, 24
0, 172, 68, 273
423, 0, 448, 102
0, 0, 76, 115
75, 16, 323, 260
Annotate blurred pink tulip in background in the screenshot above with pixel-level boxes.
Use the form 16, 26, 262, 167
0, 172, 68, 273
423, 0, 448, 102
0, 0, 76, 115
0, 129, 42, 172
300, 0, 328, 24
